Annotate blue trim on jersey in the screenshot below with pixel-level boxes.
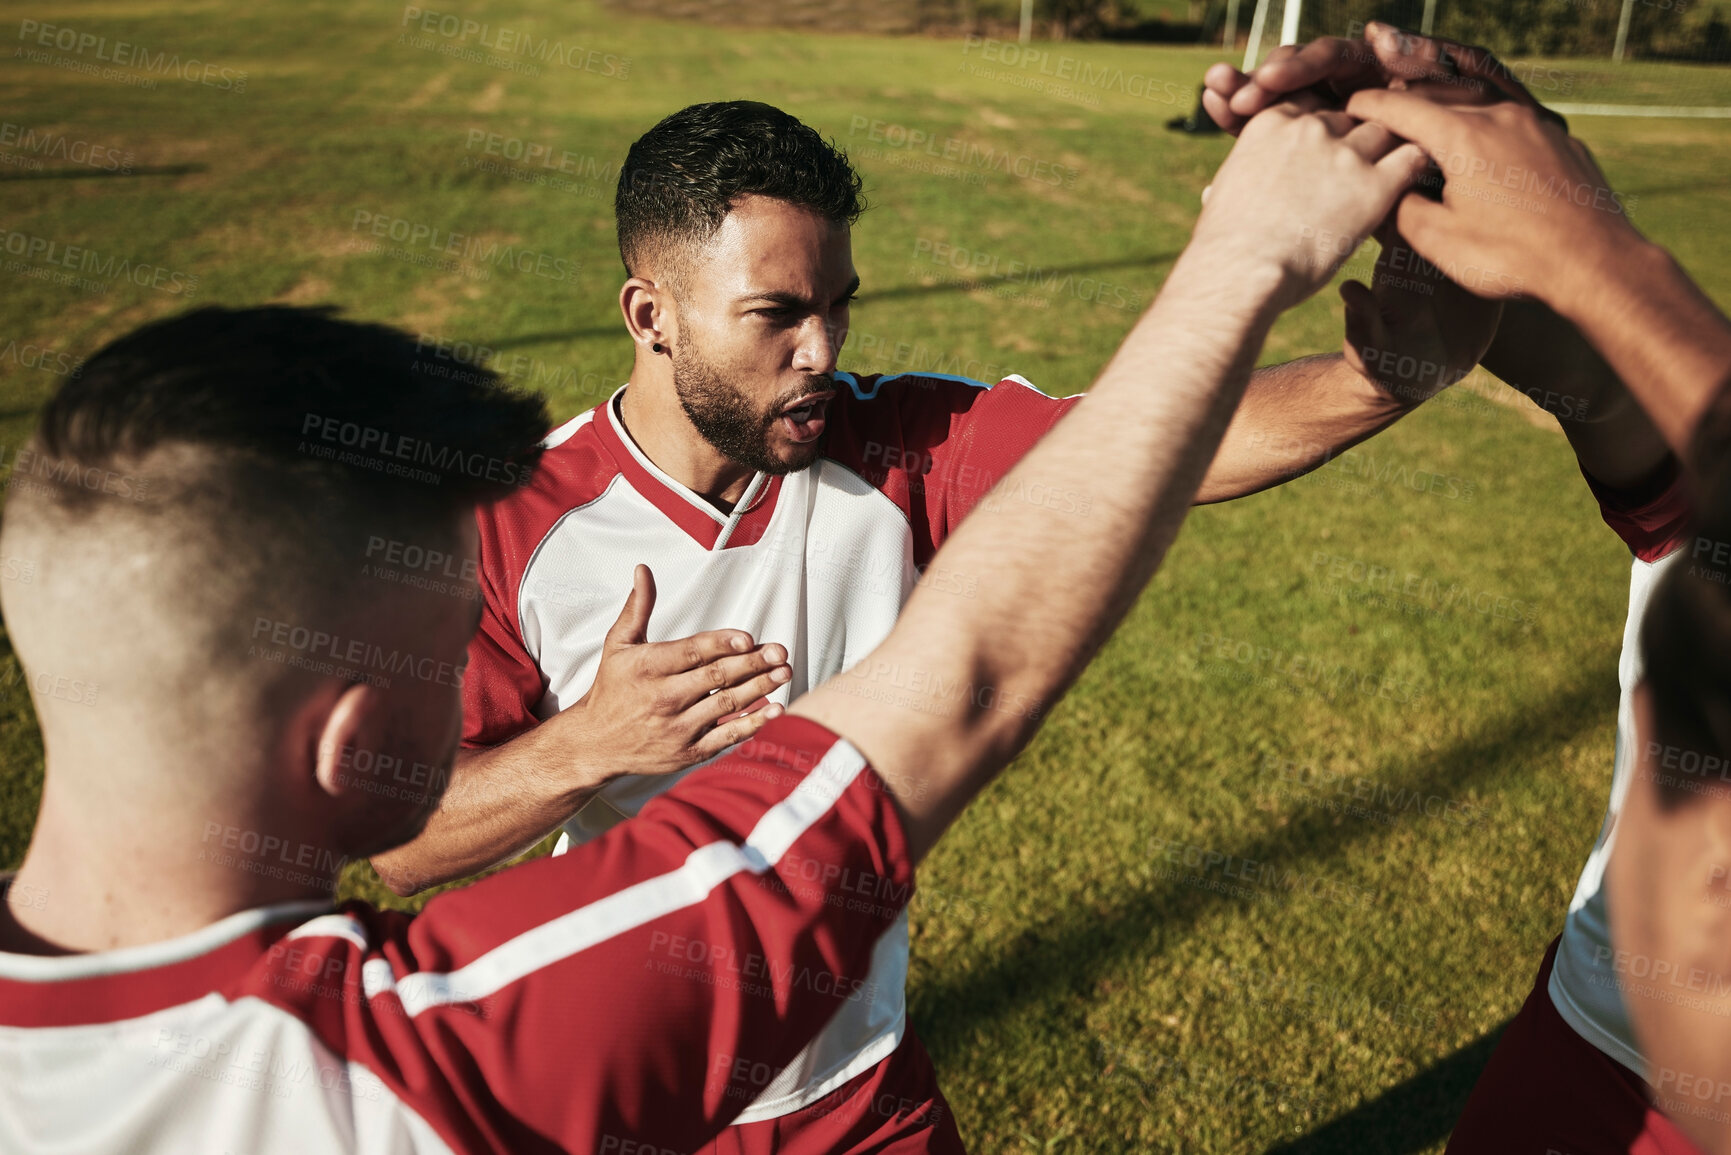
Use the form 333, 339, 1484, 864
834, 370, 997, 402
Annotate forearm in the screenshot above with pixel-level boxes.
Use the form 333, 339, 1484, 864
1483, 297, 1673, 491
370, 730, 596, 895
1196, 352, 1412, 503
794, 249, 1289, 861
1541, 238, 1730, 460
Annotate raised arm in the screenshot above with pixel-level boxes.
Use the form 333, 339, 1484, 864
1203, 21, 1569, 136
792, 106, 1429, 862
1346, 89, 1731, 459
1481, 298, 1674, 493
1201, 19, 1725, 470
1200, 225, 1499, 503
1201, 354, 1402, 502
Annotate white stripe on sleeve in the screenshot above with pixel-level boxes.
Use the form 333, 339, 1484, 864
371, 739, 871, 1017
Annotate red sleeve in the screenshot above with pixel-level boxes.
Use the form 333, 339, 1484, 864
827, 372, 1081, 566
461, 515, 544, 747
1580, 454, 1693, 562
249, 714, 912, 1155
462, 412, 620, 748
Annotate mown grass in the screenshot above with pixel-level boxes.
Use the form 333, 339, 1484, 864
1, 3, 1729, 1150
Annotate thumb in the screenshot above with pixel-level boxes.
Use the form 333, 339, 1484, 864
1390, 190, 1453, 267
603, 563, 656, 650
1374, 141, 1433, 202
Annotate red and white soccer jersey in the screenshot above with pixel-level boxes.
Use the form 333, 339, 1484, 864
463, 370, 1075, 1122
1446, 462, 1697, 1152
1544, 462, 1693, 1077
0, 717, 912, 1155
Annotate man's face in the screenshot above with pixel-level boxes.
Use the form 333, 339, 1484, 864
666, 194, 858, 475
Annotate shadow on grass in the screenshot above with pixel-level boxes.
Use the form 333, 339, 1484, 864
481, 251, 1185, 352
913, 661, 1613, 1127
1615, 180, 1731, 203
486, 326, 623, 351
1262, 1021, 1509, 1155
0, 164, 206, 182
860, 250, 1183, 304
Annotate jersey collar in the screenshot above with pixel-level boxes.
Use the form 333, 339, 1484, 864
0, 898, 331, 1027
598, 384, 785, 551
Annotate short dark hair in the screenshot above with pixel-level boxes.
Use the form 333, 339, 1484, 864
1644, 380, 1731, 810
614, 100, 865, 283
32, 305, 547, 507
9, 305, 549, 673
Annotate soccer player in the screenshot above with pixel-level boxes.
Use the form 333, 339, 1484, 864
1210, 24, 1731, 1152
372, 100, 1496, 1149
1348, 77, 1731, 1155
1609, 407, 1731, 1155
0, 103, 1426, 1153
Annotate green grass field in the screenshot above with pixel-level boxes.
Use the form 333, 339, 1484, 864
3, 3, 1730, 1150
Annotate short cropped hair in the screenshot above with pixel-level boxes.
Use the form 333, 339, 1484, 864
614, 100, 865, 285
31, 304, 546, 507
8, 305, 548, 672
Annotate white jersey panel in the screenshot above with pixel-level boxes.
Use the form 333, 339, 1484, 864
1549, 549, 1681, 1078
520, 458, 916, 839
517, 456, 917, 1120
0, 995, 453, 1155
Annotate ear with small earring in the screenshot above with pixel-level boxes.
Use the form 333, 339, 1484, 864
651, 342, 664, 354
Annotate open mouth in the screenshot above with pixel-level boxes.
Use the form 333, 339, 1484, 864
778, 392, 834, 445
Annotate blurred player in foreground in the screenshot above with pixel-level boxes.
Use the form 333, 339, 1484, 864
1610, 405, 1731, 1155
0, 102, 1427, 1152
1210, 21, 1731, 1153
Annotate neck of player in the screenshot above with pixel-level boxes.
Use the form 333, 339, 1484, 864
0, 750, 344, 956
618, 367, 758, 510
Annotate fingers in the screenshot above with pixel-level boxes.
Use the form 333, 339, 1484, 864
1341, 119, 1398, 162
1226, 43, 1304, 118
687, 702, 786, 764
1397, 77, 1509, 109
1373, 141, 1434, 197
601, 564, 656, 651
1345, 88, 1465, 158
1238, 37, 1380, 112
685, 664, 794, 730
1363, 21, 1466, 84
1237, 88, 1329, 138
668, 643, 791, 707
1204, 60, 1249, 100
637, 628, 758, 676
1362, 23, 1567, 127
1310, 108, 1359, 136
1201, 86, 1244, 135
1306, 110, 1401, 164
1388, 25, 1528, 105
1391, 189, 1453, 262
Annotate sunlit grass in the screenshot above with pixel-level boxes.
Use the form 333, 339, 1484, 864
2, 3, 1728, 1149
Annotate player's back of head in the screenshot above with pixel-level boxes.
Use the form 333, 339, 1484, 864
0, 305, 548, 824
